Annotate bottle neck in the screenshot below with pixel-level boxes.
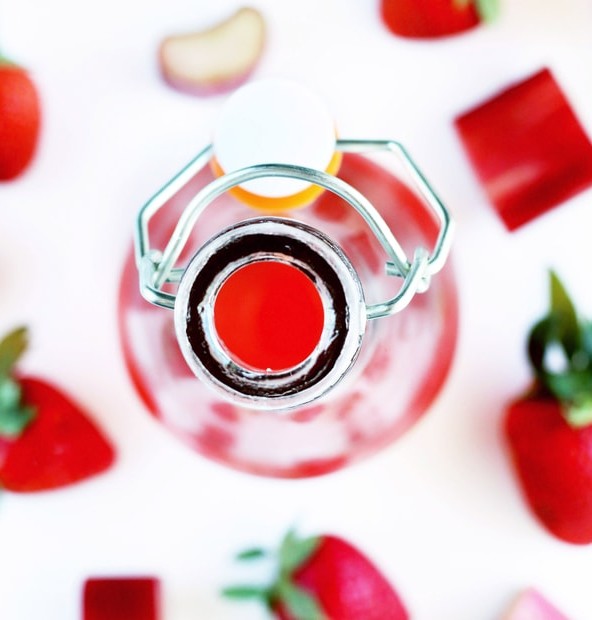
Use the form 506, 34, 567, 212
174, 218, 367, 411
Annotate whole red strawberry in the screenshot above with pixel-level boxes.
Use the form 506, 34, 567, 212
0, 327, 115, 492
223, 529, 409, 619
381, 0, 499, 39
504, 272, 592, 544
0, 56, 41, 180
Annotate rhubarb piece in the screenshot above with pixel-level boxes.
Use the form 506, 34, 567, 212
380, 0, 499, 39
502, 588, 569, 620
159, 7, 266, 96
83, 578, 161, 620
455, 68, 592, 231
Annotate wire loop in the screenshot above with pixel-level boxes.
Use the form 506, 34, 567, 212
135, 139, 453, 319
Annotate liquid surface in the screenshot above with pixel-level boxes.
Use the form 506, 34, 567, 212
213, 261, 325, 372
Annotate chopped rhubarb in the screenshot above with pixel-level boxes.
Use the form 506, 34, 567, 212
455, 68, 592, 231
83, 578, 160, 620
159, 7, 266, 96
502, 588, 569, 620
381, 0, 480, 39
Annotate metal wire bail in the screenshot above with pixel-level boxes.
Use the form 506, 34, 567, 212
135, 139, 454, 320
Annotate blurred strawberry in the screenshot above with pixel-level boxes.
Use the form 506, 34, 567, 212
0, 55, 41, 180
381, 0, 499, 39
223, 529, 409, 619
504, 272, 592, 544
0, 327, 115, 492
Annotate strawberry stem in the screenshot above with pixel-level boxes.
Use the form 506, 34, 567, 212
566, 398, 592, 428
223, 529, 326, 619
0, 327, 37, 438
221, 585, 271, 600
527, 271, 592, 428
236, 547, 268, 560
0, 327, 28, 375
274, 579, 326, 620
0, 52, 17, 67
474, 0, 500, 22
453, 0, 500, 22
278, 529, 320, 574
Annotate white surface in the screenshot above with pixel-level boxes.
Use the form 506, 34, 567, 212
213, 79, 335, 196
1, 1, 592, 619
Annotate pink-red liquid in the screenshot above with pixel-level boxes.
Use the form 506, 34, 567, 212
119, 154, 458, 477
214, 261, 324, 372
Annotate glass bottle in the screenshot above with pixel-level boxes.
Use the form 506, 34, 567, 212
119, 84, 458, 477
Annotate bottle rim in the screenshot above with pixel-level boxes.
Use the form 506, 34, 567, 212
174, 217, 367, 411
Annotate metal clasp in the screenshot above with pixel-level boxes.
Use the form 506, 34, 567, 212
135, 139, 453, 319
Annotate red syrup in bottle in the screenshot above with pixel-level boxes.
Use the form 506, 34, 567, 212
119, 153, 458, 477
213, 260, 325, 372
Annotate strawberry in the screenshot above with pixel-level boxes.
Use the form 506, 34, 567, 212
0, 56, 41, 180
380, 0, 499, 39
0, 327, 115, 492
504, 272, 592, 544
223, 529, 409, 619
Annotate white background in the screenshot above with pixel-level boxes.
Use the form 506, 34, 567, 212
1, 0, 592, 618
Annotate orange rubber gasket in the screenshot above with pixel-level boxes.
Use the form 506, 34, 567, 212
210, 150, 343, 213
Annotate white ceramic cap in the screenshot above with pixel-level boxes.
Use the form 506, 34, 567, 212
213, 79, 336, 197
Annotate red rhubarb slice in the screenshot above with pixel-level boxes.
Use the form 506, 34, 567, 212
455, 68, 592, 231
83, 578, 160, 620
381, 0, 480, 39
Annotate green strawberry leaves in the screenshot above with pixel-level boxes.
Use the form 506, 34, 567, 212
221, 585, 270, 600
474, 0, 500, 22
0, 378, 35, 437
222, 529, 325, 619
279, 529, 320, 574
549, 270, 580, 356
0, 53, 17, 67
454, 0, 500, 22
236, 547, 268, 561
0, 326, 28, 376
0, 327, 37, 438
276, 530, 324, 619
528, 271, 592, 427
275, 580, 325, 620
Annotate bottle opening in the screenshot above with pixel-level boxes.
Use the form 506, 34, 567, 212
213, 261, 325, 372
174, 217, 366, 410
